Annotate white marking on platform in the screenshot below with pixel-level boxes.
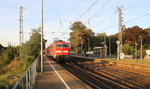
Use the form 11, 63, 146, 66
46, 59, 70, 89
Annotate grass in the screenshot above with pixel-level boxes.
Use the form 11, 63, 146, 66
0, 57, 25, 88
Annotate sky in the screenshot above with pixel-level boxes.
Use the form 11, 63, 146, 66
0, 0, 150, 47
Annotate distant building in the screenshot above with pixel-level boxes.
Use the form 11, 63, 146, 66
144, 50, 150, 60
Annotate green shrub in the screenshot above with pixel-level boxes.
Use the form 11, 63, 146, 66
0, 46, 18, 68
122, 44, 135, 55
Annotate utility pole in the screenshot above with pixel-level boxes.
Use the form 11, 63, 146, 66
103, 32, 107, 58
87, 38, 90, 51
116, 41, 120, 61
118, 7, 123, 59
109, 38, 111, 57
19, 6, 24, 57
135, 42, 137, 60
104, 32, 106, 47
139, 36, 143, 60
41, 0, 44, 74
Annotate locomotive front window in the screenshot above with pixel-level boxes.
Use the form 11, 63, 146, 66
62, 44, 68, 47
56, 44, 68, 48
57, 44, 62, 47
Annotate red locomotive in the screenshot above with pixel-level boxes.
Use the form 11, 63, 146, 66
45, 40, 70, 62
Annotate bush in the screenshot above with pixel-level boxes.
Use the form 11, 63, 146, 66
0, 46, 18, 68
122, 44, 135, 55
0, 28, 41, 88
137, 49, 146, 58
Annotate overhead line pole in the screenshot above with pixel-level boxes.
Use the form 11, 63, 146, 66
41, 0, 44, 74
109, 38, 111, 57
139, 36, 143, 60
19, 6, 24, 57
118, 7, 123, 59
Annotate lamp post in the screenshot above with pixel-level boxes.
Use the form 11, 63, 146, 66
139, 36, 143, 60
41, 0, 44, 74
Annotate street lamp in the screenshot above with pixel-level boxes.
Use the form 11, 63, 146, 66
41, 0, 44, 74
139, 36, 143, 60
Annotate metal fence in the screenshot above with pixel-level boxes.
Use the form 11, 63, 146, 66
12, 57, 39, 89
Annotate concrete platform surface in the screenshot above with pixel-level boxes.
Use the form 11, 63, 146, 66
35, 56, 91, 89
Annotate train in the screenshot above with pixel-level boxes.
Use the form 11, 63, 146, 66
45, 40, 70, 62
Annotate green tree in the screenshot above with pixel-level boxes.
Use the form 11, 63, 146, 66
95, 33, 107, 47
122, 44, 135, 55
144, 27, 150, 37
69, 21, 85, 52
144, 27, 150, 49
82, 29, 94, 53
107, 35, 117, 55
21, 28, 41, 68
69, 21, 94, 55
0, 44, 4, 53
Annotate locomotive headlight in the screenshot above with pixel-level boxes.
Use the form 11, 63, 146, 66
56, 51, 62, 53
63, 51, 68, 52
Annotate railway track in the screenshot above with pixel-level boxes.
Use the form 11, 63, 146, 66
83, 61, 150, 88
80, 61, 150, 89
106, 65, 150, 77
60, 62, 142, 89
90, 61, 150, 77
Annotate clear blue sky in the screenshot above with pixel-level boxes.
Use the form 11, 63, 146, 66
0, 0, 150, 46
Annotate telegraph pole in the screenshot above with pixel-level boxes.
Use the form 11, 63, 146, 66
87, 38, 90, 51
104, 32, 107, 58
19, 6, 24, 57
41, 0, 44, 74
139, 36, 143, 60
118, 7, 123, 59
109, 38, 111, 57
135, 42, 137, 60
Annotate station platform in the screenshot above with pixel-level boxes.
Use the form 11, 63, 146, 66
35, 56, 91, 89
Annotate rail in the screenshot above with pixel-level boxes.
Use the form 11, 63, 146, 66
71, 53, 117, 58
12, 57, 40, 89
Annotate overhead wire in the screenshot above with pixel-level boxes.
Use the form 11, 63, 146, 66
124, 13, 150, 23
75, 0, 100, 21
61, 0, 111, 41
84, 0, 123, 27
86, 0, 112, 23
58, 0, 100, 41
91, 11, 117, 27
98, 12, 150, 32
63, 1, 81, 24
56, 0, 82, 41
